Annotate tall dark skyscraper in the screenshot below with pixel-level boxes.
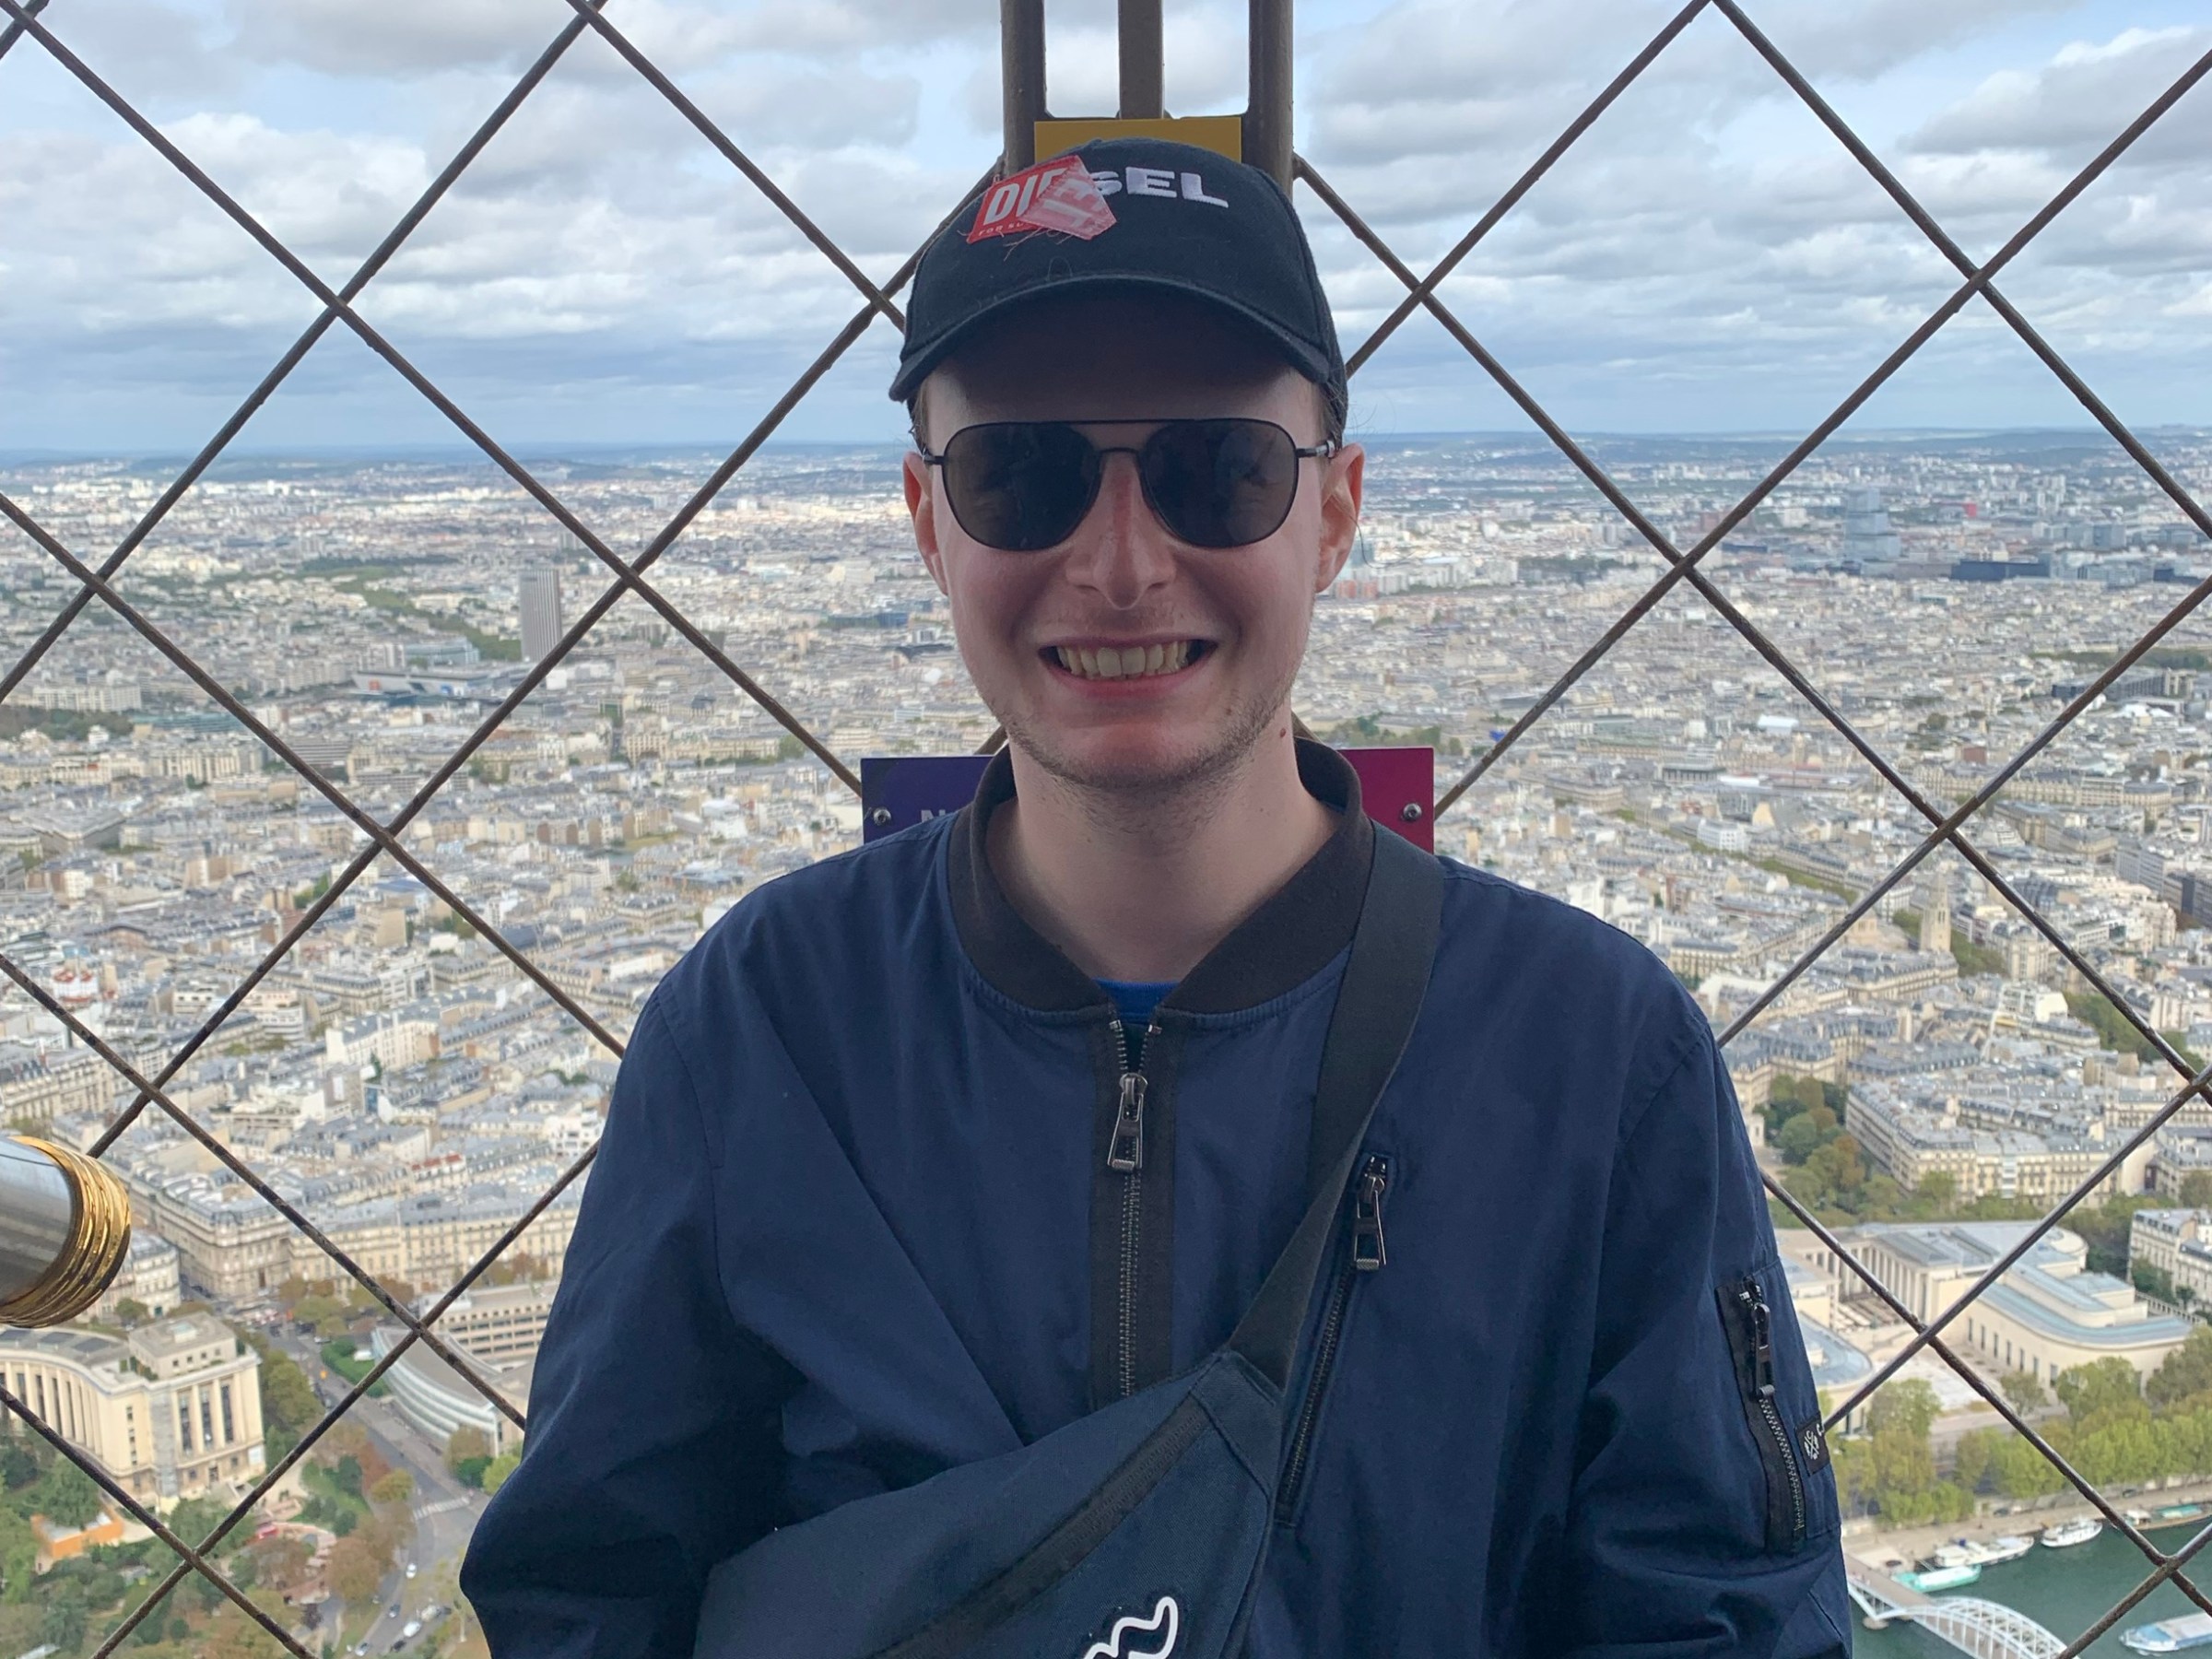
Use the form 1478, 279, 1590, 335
520, 568, 563, 664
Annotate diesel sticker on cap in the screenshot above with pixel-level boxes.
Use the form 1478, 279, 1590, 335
967, 158, 1117, 244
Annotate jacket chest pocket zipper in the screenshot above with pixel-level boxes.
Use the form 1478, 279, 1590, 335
1276, 1154, 1390, 1523
1725, 1276, 1807, 1552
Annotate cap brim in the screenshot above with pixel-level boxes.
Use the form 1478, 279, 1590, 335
888, 271, 1339, 404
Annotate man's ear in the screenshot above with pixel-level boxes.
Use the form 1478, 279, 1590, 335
1313, 443, 1365, 593
905, 451, 950, 596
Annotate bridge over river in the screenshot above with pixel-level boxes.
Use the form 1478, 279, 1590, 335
1847, 1556, 2068, 1659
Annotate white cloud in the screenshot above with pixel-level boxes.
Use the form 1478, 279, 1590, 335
224, 0, 559, 76
3, 0, 2208, 446
221, 0, 994, 77
1907, 23, 2210, 159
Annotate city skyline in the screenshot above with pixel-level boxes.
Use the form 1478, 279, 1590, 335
7, 0, 2212, 1649
6, 424, 2212, 1646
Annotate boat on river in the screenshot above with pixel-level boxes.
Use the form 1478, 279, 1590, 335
1932, 1535, 2033, 1569
2122, 1611, 2212, 1653
1895, 1563, 1982, 1592
2157, 1503, 2211, 1524
2041, 1516, 2103, 1547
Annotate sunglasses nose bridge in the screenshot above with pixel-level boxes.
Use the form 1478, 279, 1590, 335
1064, 453, 1179, 607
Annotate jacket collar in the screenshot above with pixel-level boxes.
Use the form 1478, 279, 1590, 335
947, 738, 1375, 1015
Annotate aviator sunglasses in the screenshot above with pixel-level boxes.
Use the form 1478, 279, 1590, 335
918, 418, 1340, 553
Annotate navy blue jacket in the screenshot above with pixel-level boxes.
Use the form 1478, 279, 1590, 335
463, 744, 1851, 1656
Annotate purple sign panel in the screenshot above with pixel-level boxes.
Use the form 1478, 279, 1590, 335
861, 755, 994, 841
861, 747, 1434, 850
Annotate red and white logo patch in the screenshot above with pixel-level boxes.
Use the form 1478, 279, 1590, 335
966, 158, 1117, 244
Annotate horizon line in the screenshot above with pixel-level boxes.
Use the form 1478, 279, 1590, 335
5, 423, 2207, 467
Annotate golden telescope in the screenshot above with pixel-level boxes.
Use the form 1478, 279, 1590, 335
0, 1138, 133, 1328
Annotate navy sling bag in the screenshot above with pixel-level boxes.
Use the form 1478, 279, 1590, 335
692, 827, 1443, 1659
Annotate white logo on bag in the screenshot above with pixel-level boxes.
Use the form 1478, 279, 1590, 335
1079, 1594, 1180, 1659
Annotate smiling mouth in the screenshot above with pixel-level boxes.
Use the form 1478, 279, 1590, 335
1049, 641, 1209, 681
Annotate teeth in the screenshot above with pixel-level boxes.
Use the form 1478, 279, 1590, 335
1054, 642, 1194, 680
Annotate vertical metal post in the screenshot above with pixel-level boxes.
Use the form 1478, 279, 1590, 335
1119, 0, 1164, 119
1002, 0, 1046, 173
1245, 0, 1293, 184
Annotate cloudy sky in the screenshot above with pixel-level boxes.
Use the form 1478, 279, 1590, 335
2, 0, 2207, 453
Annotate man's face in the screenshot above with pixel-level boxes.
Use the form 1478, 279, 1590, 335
903, 296, 1363, 796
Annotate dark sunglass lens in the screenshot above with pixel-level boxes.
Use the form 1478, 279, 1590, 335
1140, 419, 1299, 547
943, 424, 1098, 551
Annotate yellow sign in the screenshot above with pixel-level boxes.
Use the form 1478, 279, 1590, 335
1033, 115, 1243, 163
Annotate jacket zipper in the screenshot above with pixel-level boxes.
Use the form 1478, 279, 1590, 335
1277, 1154, 1389, 1521
1736, 1279, 1806, 1547
1105, 1017, 1159, 1400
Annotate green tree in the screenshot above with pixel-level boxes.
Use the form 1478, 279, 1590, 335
1988, 1430, 2069, 1500
330, 1454, 363, 1500
170, 1493, 236, 1552
2183, 1171, 2212, 1209
41, 1582, 88, 1652
2151, 1327, 2212, 1408
1852, 1380, 1973, 1524
2137, 1260, 2179, 1303
32, 1458, 104, 1529
2065, 1194, 2163, 1277
128, 1584, 174, 1644
238, 1329, 320, 1461
1868, 1379, 1940, 1440
294, 1294, 352, 1340
2056, 1357, 2147, 1429
445, 1425, 493, 1488
0, 1441, 41, 1491
480, 1450, 521, 1495
1776, 1108, 1839, 1164
369, 1469, 413, 1507
2000, 1370, 2051, 1414
1952, 1428, 1995, 1493
0, 1506, 33, 1603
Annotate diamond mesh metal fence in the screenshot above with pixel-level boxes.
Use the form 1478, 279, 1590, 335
0, 0, 2209, 1653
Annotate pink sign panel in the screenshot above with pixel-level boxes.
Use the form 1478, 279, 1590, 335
1342, 746, 1434, 852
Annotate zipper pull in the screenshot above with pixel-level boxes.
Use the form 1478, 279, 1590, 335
1747, 1287, 1776, 1399
1351, 1157, 1389, 1272
1108, 1070, 1147, 1172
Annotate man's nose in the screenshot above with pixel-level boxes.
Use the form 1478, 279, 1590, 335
1063, 453, 1175, 610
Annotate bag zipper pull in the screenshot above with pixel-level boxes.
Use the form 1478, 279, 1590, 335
1351, 1156, 1389, 1271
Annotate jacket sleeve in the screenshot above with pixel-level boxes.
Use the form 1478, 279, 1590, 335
1557, 1028, 1853, 1658
461, 992, 796, 1659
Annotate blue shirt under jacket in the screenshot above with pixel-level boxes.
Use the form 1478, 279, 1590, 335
461, 742, 1852, 1658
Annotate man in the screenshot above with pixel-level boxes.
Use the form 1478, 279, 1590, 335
463, 138, 1851, 1655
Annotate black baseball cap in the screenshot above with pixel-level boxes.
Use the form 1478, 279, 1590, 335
890, 137, 1347, 432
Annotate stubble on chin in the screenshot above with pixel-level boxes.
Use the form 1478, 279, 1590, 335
993, 654, 1300, 811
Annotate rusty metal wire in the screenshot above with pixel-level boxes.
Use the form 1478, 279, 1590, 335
1304, 130, 2212, 1610
5, 0, 2212, 1646
1300, 6, 2212, 1629
0, 0, 971, 1641
1759, 1168, 2212, 1616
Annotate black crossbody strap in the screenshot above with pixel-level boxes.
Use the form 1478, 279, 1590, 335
1230, 828, 1443, 1391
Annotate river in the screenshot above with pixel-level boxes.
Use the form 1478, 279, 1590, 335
1854, 1526, 2212, 1654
